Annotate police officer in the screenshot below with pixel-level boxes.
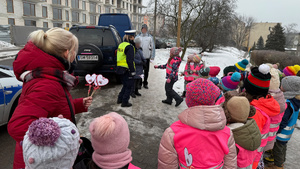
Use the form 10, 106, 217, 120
116, 30, 136, 107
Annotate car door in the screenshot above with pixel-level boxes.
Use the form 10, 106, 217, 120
0, 83, 5, 124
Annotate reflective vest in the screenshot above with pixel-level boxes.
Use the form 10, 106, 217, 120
166, 57, 181, 77
117, 42, 135, 69
267, 108, 286, 145
236, 144, 255, 169
252, 107, 270, 165
184, 63, 202, 81
171, 121, 231, 169
276, 100, 300, 142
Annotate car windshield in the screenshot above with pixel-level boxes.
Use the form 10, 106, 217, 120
70, 28, 116, 46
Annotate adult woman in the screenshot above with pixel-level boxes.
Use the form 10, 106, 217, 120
8, 28, 93, 169
116, 30, 136, 107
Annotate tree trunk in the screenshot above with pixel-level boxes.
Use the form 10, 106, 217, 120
181, 43, 189, 60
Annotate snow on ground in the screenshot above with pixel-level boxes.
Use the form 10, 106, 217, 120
0, 51, 18, 59
154, 46, 245, 95
0, 40, 15, 50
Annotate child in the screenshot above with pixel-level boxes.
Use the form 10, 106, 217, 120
131, 37, 145, 98
223, 65, 236, 77
220, 72, 241, 93
266, 76, 300, 169
199, 67, 210, 79
181, 53, 203, 97
22, 117, 81, 169
154, 47, 183, 107
78, 112, 140, 169
244, 64, 281, 169
223, 94, 261, 169
158, 78, 237, 169
282, 64, 300, 76
235, 59, 249, 73
208, 66, 221, 85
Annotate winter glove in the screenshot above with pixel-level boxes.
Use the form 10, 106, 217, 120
154, 65, 158, 69
130, 72, 136, 76
166, 78, 171, 83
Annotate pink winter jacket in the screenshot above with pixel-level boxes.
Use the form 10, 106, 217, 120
158, 105, 237, 169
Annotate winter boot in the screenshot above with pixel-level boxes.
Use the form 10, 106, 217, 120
175, 98, 184, 107
121, 102, 132, 107
131, 93, 136, 98
162, 100, 172, 105
144, 84, 149, 89
135, 91, 142, 96
117, 99, 122, 104
181, 91, 186, 98
264, 150, 274, 162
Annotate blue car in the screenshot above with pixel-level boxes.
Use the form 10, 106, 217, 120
0, 65, 22, 126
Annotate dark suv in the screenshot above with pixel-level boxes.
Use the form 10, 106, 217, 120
69, 25, 122, 76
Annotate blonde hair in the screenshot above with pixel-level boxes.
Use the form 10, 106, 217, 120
123, 34, 134, 42
29, 28, 78, 64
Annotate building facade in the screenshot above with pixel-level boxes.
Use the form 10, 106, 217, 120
143, 12, 165, 35
1, 0, 145, 29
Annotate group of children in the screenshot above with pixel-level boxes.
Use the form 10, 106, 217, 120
19, 47, 300, 169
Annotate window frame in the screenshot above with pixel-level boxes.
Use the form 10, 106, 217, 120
6, 0, 14, 13
8, 18, 15, 25
71, 0, 79, 9
65, 0, 68, 6
65, 10, 69, 21
23, 2, 35, 16
90, 15, 96, 25
72, 11, 80, 22
24, 20, 36, 26
82, 13, 86, 23
82, 1, 86, 10
53, 8, 62, 20
52, 0, 61, 5
43, 22, 48, 28
89, 2, 96, 13
42, 6, 47, 18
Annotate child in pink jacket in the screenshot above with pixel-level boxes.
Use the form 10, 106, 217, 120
158, 78, 237, 169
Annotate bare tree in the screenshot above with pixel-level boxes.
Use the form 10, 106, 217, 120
231, 15, 255, 50
284, 23, 299, 48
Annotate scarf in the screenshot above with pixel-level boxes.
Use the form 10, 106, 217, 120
20, 67, 78, 90
92, 149, 132, 169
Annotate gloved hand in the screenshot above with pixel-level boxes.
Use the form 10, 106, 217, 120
130, 72, 136, 76
166, 78, 171, 83
154, 65, 158, 69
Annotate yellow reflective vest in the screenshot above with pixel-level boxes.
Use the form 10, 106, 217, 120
117, 42, 135, 69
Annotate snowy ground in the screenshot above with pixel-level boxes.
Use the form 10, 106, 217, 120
0, 40, 15, 50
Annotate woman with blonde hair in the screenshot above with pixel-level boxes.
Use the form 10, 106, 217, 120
8, 28, 93, 169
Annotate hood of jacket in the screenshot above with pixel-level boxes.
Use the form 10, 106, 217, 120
251, 95, 281, 117
229, 119, 261, 151
269, 89, 286, 113
13, 41, 69, 80
289, 97, 300, 111
178, 105, 226, 131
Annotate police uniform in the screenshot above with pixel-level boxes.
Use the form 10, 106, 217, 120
116, 30, 136, 107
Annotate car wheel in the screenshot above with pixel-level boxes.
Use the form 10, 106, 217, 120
75, 44, 104, 72
8, 96, 19, 121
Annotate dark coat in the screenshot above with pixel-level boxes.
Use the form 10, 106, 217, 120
134, 48, 146, 79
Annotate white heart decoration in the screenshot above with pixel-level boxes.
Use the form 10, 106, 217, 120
85, 74, 97, 84
184, 148, 193, 167
96, 74, 109, 87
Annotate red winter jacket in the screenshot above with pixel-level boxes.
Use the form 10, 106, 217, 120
8, 42, 87, 169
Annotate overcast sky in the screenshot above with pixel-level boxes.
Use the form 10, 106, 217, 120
142, 0, 300, 31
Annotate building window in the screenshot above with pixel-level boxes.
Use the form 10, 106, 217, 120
82, 14, 86, 23
66, 23, 70, 27
6, 0, 14, 13
52, 0, 61, 5
71, 0, 79, 8
65, 10, 69, 21
23, 2, 35, 16
43, 22, 48, 28
98, 5, 101, 13
90, 15, 96, 25
82, 1, 86, 10
72, 11, 79, 22
53, 8, 62, 20
24, 20, 36, 26
90, 2, 96, 13
42, 6, 47, 17
105, 7, 110, 13
53, 23, 62, 27
65, 0, 68, 6
8, 18, 15, 25
112, 9, 114, 13
41, 0, 47, 2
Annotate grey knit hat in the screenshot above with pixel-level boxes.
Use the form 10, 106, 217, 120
281, 76, 300, 99
134, 37, 141, 44
22, 117, 80, 169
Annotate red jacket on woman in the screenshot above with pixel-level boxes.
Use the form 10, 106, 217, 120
8, 42, 87, 169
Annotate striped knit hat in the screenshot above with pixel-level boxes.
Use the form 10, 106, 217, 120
220, 72, 241, 91
186, 78, 220, 107
193, 54, 201, 63
283, 65, 300, 76
244, 64, 271, 96
235, 59, 249, 72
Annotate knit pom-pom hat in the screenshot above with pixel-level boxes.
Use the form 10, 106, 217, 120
186, 78, 221, 107
209, 66, 221, 77
170, 47, 182, 57
22, 117, 80, 169
281, 76, 300, 99
244, 64, 271, 97
193, 54, 201, 63
223, 66, 236, 76
89, 112, 133, 169
220, 72, 241, 91
283, 65, 300, 76
266, 63, 280, 91
235, 59, 249, 72
199, 67, 210, 78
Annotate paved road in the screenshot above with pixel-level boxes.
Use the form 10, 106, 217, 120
0, 58, 14, 67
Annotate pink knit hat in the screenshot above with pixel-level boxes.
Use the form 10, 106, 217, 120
170, 47, 182, 56
89, 112, 132, 169
209, 66, 221, 77
186, 78, 221, 107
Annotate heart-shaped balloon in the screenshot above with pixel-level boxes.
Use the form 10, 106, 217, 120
184, 148, 193, 167
95, 74, 109, 87
85, 74, 97, 84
